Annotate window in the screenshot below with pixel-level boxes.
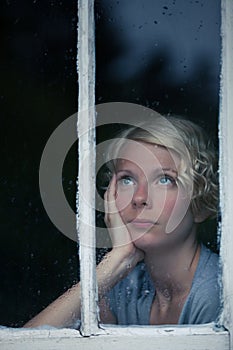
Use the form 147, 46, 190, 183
0, 0, 232, 349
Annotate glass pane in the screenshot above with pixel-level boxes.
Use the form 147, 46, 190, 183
95, 0, 221, 326
0, 1, 78, 327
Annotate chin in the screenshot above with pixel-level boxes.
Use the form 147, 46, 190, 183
131, 233, 161, 249
132, 230, 173, 252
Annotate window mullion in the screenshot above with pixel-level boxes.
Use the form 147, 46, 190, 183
77, 0, 98, 336
219, 0, 233, 344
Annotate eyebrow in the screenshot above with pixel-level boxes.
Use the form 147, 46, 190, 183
116, 168, 178, 176
115, 169, 134, 175
161, 168, 178, 175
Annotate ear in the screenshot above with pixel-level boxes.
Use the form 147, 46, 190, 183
194, 209, 210, 223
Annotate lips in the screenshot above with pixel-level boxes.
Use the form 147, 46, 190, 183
129, 219, 156, 229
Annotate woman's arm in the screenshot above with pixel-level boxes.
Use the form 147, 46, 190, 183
24, 247, 142, 328
24, 175, 143, 328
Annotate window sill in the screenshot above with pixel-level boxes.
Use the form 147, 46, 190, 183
0, 324, 229, 350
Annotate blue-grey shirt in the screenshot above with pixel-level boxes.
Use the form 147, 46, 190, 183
107, 244, 221, 325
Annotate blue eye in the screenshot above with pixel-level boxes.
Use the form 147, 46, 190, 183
159, 176, 175, 185
119, 176, 134, 186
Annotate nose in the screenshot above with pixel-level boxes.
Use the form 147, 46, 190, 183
132, 182, 151, 208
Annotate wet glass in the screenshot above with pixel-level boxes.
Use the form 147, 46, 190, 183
0, 1, 78, 327
95, 0, 221, 325
0, 0, 221, 329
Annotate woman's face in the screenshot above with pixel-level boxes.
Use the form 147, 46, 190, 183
114, 140, 195, 250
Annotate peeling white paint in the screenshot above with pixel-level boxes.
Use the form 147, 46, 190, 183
77, 0, 98, 337
219, 2, 233, 349
0, 326, 229, 350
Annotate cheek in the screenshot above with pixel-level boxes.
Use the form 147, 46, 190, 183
162, 196, 177, 214
162, 191, 192, 233
155, 190, 178, 219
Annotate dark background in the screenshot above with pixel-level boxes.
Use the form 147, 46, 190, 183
0, 0, 220, 327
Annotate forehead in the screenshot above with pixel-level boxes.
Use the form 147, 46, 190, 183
116, 140, 180, 171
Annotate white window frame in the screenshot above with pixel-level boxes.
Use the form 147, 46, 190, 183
0, 0, 232, 349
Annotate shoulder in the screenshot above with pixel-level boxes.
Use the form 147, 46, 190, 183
195, 244, 220, 285
180, 245, 221, 324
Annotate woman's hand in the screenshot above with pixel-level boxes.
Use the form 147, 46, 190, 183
104, 174, 144, 264
94, 173, 144, 299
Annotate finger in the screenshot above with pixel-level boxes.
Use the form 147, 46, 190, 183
104, 174, 116, 207
108, 173, 117, 200
104, 176, 114, 224
104, 174, 118, 216
104, 191, 109, 225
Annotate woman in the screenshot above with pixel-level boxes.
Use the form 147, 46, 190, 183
24, 115, 220, 328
